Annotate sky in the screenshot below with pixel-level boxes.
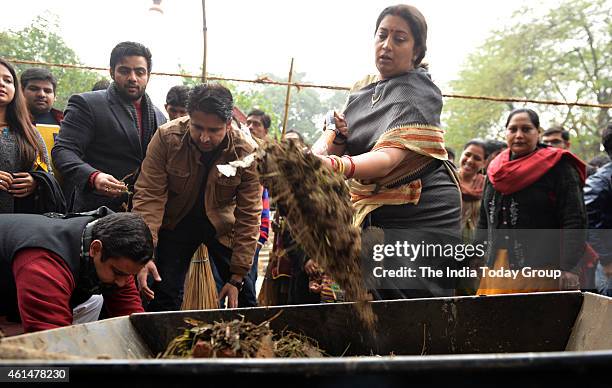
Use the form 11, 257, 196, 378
1, 0, 561, 109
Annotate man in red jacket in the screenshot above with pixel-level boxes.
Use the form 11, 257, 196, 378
0, 209, 153, 334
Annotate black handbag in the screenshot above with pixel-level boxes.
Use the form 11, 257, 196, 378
14, 170, 67, 214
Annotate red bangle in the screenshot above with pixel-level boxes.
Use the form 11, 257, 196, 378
88, 171, 101, 189
326, 156, 335, 170
344, 155, 355, 178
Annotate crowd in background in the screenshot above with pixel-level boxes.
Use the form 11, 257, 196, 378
0, 3, 611, 336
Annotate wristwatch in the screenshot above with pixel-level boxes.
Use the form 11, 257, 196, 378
228, 278, 244, 292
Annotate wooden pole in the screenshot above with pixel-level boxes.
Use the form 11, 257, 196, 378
201, 0, 208, 82
281, 58, 294, 139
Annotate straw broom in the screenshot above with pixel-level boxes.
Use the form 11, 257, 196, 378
181, 244, 218, 310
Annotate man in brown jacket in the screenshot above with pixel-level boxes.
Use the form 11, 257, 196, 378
132, 83, 262, 310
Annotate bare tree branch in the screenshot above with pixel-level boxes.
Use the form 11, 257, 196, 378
575, 49, 596, 87
581, 15, 601, 81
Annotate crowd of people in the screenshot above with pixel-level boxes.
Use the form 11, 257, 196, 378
0, 4, 610, 336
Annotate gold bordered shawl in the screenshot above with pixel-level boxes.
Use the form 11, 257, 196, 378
349, 125, 455, 226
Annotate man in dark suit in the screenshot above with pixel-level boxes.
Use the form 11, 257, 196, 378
52, 41, 167, 212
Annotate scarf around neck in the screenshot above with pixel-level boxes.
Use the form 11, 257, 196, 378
460, 173, 485, 201
108, 82, 158, 148
487, 146, 586, 195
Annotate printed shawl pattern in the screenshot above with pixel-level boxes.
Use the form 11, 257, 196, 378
343, 69, 449, 226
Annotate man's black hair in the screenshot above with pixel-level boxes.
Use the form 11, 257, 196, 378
92, 79, 110, 91
20, 67, 57, 93
166, 85, 190, 107
589, 154, 610, 169
187, 83, 233, 122
92, 213, 153, 264
109, 41, 152, 73
543, 125, 570, 141
247, 109, 271, 129
484, 139, 507, 156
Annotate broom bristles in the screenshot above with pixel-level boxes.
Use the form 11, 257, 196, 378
182, 245, 219, 310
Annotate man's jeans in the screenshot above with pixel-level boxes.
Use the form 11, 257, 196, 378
211, 245, 259, 308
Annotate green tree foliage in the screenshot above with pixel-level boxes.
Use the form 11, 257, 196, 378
228, 83, 282, 140
0, 15, 102, 110
445, 0, 611, 160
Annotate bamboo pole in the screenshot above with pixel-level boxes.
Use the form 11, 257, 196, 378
281, 58, 295, 139
201, 0, 208, 82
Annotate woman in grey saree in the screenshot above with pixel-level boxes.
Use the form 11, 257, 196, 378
315, 5, 461, 300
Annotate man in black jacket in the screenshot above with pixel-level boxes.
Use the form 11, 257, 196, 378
584, 123, 612, 296
52, 41, 166, 212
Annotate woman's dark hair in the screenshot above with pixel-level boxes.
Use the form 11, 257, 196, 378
285, 129, 305, 144
463, 139, 487, 158
505, 108, 540, 129
375, 4, 428, 67
445, 146, 455, 161
0, 58, 45, 170
187, 83, 234, 122
93, 213, 153, 264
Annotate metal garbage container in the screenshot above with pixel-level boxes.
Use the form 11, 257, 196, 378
2, 291, 611, 387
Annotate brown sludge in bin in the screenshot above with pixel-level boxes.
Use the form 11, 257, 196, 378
160, 317, 323, 359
